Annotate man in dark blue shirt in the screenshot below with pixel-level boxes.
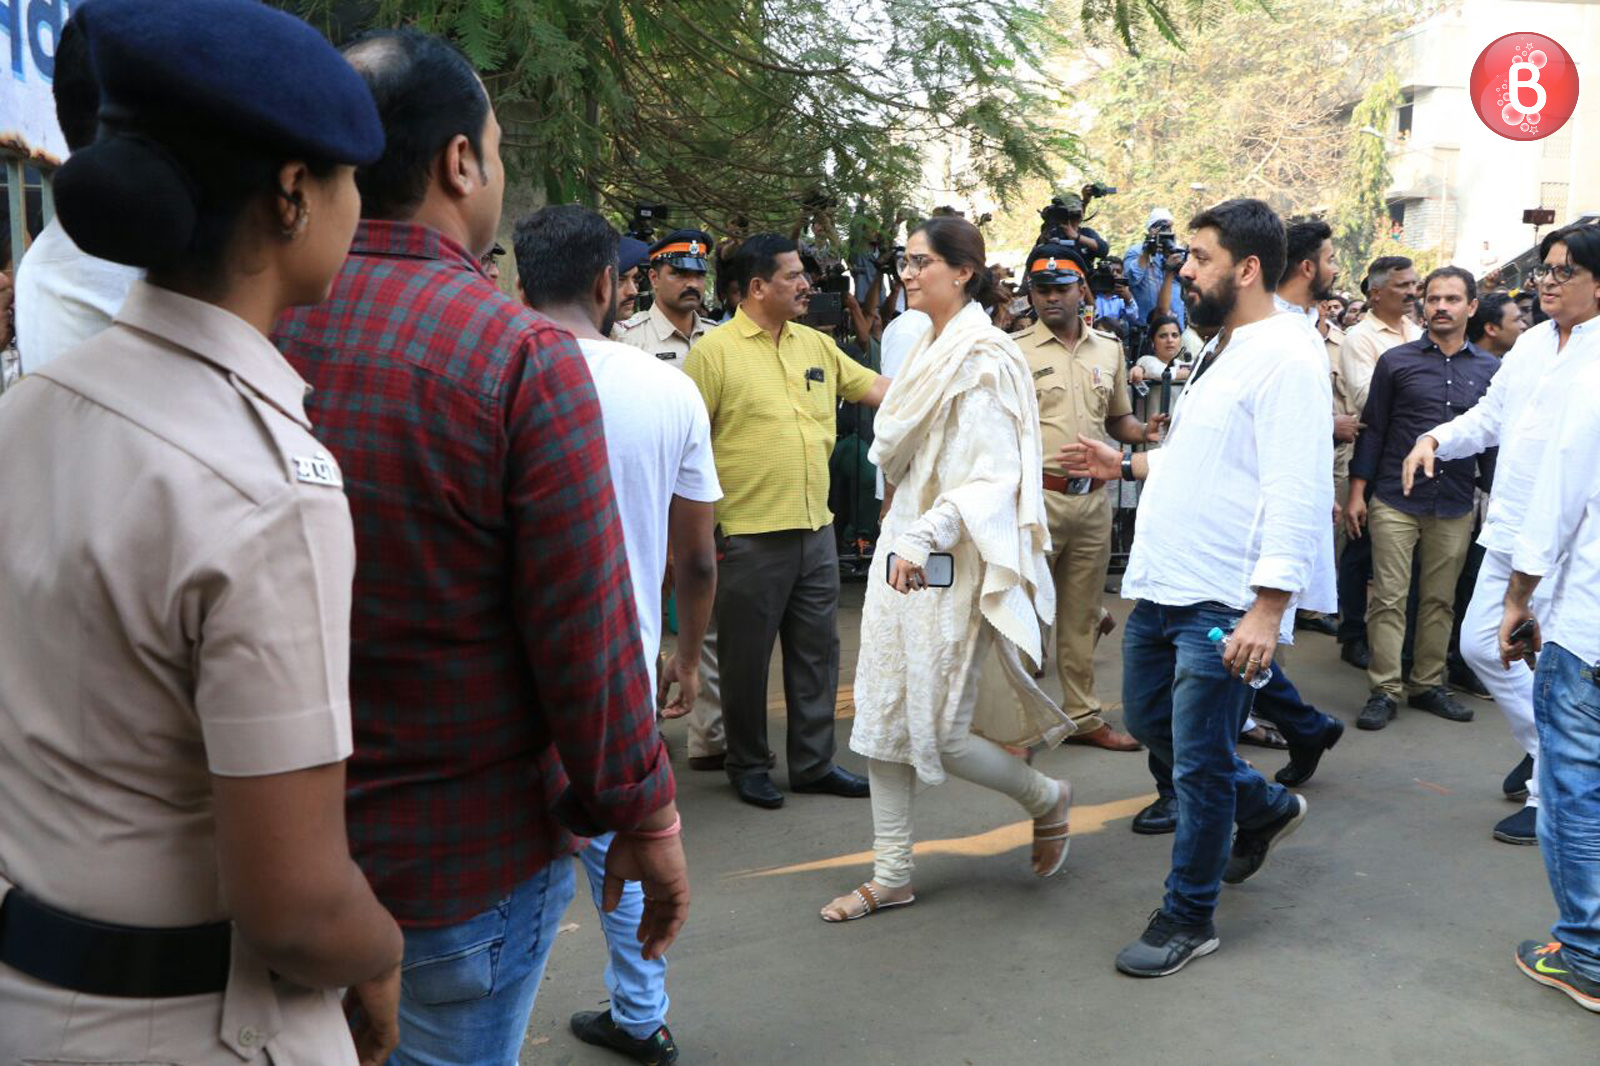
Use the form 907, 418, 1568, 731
1346, 266, 1499, 731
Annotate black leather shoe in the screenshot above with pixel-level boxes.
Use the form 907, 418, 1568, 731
733, 773, 785, 809
792, 766, 870, 798
1357, 693, 1397, 731
1407, 685, 1474, 722
571, 1009, 679, 1065
1340, 637, 1371, 670
1448, 656, 1491, 699
1504, 753, 1535, 802
1131, 795, 1177, 835
1276, 716, 1344, 787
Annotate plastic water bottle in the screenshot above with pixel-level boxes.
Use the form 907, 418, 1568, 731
1208, 627, 1272, 689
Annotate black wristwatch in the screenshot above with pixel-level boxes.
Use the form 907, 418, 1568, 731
1121, 455, 1137, 482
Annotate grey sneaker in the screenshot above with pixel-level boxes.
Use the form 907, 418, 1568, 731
1223, 794, 1308, 884
1115, 910, 1220, 978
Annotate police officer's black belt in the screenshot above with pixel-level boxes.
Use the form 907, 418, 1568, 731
0, 887, 231, 997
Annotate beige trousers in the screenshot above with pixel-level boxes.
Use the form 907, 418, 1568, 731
866, 628, 1060, 888
685, 619, 724, 758
1366, 498, 1474, 699
1044, 488, 1112, 733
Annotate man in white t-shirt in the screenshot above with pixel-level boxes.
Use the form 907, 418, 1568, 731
514, 205, 720, 1062
14, 16, 141, 376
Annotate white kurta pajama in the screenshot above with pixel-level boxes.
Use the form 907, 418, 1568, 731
850, 301, 1070, 888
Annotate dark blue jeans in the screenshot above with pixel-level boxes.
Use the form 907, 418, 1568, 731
1147, 662, 1334, 800
1533, 643, 1600, 981
1123, 599, 1294, 925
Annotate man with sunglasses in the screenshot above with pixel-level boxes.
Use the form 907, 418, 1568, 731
1492, 222, 1600, 1013
1403, 222, 1600, 849
1012, 242, 1161, 753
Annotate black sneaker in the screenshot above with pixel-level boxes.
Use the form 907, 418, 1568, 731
570, 1010, 680, 1065
1494, 805, 1538, 845
1223, 794, 1308, 884
1340, 637, 1371, 670
1516, 941, 1600, 1013
1276, 716, 1344, 787
1407, 685, 1473, 722
1503, 754, 1535, 802
1357, 693, 1397, 731
1115, 909, 1220, 978
1131, 795, 1177, 835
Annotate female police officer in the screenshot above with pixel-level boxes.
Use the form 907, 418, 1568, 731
0, 1, 404, 1062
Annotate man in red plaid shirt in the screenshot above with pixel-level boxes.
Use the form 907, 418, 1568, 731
274, 29, 687, 1064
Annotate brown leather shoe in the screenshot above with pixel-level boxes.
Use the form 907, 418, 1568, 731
1065, 724, 1142, 752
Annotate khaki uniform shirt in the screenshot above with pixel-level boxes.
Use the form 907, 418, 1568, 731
1340, 313, 1423, 414
0, 283, 358, 1065
1012, 321, 1132, 477
686, 308, 878, 535
1324, 322, 1358, 480
613, 301, 714, 371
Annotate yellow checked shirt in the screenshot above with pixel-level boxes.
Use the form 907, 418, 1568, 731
686, 307, 878, 535
1011, 321, 1131, 477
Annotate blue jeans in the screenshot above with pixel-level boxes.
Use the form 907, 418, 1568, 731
393, 861, 577, 1066
1533, 643, 1600, 981
1147, 663, 1335, 800
577, 834, 669, 1039
1122, 599, 1294, 925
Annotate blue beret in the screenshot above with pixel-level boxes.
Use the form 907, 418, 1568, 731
619, 237, 650, 275
76, 0, 383, 166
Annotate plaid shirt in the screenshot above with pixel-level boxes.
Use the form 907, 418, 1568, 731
275, 221, 672, 927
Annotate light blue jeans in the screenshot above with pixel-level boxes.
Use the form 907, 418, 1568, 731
1533, 643, 1600, 980
577, 833, 670, 1039
392, 861, 577, 1066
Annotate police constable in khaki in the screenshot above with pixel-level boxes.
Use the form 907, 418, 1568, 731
614, 227, 717, 368
617, 227, 732, 770
1012, 243, 1162, 751
0, 3, 403, 1063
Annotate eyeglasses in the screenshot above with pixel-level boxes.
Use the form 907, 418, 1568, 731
1531, 263, 1585, 284
898, 254, 946, 277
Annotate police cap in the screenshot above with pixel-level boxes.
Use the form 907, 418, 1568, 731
1025, 242, 1089, 287
650, 229, 713, 273
74, 0, 384, 167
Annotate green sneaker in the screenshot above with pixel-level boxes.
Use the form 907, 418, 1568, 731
1516, 940, 1600, 1013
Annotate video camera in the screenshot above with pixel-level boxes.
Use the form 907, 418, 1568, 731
1142, 224, 1186, 265
627, 203, 669, 243
800, 251, 850, 331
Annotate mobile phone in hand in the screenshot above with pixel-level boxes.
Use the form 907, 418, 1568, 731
1509, 618, 1537, 645
885, 552, 954, 588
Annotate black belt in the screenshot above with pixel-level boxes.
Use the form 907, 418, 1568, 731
0, 887, 231, 998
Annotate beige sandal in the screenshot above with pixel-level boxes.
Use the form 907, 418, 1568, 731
820, 882, 916, 923
1032, 780, 1072, 878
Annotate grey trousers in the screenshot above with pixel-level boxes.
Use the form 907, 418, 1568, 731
716, 526, 840, 783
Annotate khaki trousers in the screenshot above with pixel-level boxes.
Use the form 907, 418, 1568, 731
1366, 498, 1474, 699
685, 621, 724, 758
1044, 487, 1112, 732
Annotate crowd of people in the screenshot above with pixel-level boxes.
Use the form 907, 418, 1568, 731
2, 2, 1600, 1064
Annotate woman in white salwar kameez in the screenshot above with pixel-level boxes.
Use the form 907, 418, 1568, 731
821, 217, 1074, 923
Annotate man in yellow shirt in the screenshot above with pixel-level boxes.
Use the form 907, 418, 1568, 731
685, 234, 890, 809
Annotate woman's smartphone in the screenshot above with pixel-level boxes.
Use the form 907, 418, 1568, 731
885, 552, 954, 588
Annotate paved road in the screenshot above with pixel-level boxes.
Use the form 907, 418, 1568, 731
523, 583, 1585, 1064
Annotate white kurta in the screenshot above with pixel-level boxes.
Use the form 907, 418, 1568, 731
851, 303, 1072, 785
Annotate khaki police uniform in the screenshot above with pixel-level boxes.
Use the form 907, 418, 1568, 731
1013, 320, 1132, 732
1325, 321, 1359, 554
0, 283, 359, 1064
614, 300, 715, 372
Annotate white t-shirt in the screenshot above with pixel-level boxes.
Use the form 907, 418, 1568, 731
576, 338, 721, 691
14, 216, 142, 375
874, 309, 931, 499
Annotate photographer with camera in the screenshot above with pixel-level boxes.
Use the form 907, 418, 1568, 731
1039, 190, 1110, 262
1012, 242, 1161, 753
1092, 257, 1140, 336
615, 228, 717, 372
1124, 208, 1187, 331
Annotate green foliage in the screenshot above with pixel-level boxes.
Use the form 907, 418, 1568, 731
1330, 70, 1404, 281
